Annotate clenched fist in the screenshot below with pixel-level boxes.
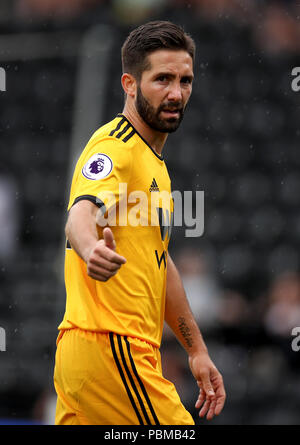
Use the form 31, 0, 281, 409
86, 227, 126, 282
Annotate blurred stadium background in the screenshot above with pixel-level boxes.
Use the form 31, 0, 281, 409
0, 0, 300, 425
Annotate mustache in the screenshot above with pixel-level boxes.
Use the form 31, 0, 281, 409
158, 102, 184, 112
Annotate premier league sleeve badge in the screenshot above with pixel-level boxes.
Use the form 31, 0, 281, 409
82, 153, 113, 180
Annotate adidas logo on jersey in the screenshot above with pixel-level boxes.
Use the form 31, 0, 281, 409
149, 178, 160, 192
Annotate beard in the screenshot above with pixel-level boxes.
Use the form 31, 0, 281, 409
136, 85, 185, 133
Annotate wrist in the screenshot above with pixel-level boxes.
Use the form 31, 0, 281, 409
188, 345, 209, 359
186, 333, 209, 358
82, 238, 99, 263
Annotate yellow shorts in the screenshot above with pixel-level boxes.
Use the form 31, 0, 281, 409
53, 329, 194, 425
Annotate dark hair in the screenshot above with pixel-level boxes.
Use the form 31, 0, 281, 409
121, 20, 195, 81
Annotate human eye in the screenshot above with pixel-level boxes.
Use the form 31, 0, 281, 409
156, 74, 168, 82
181, 76, 192, 85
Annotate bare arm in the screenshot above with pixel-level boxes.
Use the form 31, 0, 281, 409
165, 253, 226, 420
165, 254, 208, 355
66, 200, 126, 281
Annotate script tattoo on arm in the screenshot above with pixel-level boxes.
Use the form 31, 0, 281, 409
177, 316, 193, 348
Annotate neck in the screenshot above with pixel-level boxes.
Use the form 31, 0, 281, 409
122, 103, 168, 156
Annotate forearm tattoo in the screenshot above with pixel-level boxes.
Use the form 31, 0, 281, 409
177, 317, 193, 348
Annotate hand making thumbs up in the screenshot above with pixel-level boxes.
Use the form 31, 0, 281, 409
86, 227, 127, 282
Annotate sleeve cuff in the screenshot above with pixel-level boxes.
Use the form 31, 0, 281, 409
71, 194, 106, 209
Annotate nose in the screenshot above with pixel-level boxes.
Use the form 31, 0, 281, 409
167, 81, 183, 103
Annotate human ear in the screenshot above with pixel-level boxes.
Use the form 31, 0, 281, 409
121, 73, 136, 98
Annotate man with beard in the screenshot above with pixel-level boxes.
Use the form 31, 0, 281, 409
54, 20, 226, 425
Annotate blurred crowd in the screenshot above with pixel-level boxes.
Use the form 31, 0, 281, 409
0, 0, 299, 55
161, 246, 300, 424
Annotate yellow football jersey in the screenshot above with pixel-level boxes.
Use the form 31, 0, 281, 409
58, 114, 174, 347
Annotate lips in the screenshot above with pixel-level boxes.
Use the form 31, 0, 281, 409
161, 108, 181, 118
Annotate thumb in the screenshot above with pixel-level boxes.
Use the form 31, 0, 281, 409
103, 227, 116, 250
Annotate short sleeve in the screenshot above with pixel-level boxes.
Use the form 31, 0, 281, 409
68, 137, 132, 213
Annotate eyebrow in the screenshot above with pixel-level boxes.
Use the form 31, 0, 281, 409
154, 72, 194, 81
